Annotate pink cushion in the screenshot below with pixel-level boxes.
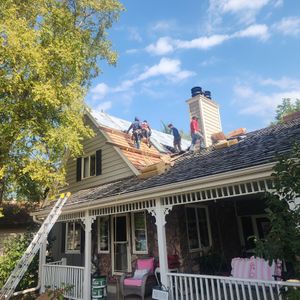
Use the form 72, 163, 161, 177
231, 257, 250, 279
137, 258, 154, 274
124, 278, 143, 287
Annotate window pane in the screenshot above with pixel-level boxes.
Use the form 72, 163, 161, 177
256, 217, 270, 239
90, 154, 96, 176
133, 212, 147, 252
83, 157, 89, 178
241, 216, 255, 249
186, 207, 199, 250
67, 222, 81, 251
197, 208, 210, 248
99, 217, 109, 252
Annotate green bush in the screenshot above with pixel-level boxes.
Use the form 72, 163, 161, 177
0, 232, 39, 291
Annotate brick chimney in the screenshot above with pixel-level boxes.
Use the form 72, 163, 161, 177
186, 87, 222, 147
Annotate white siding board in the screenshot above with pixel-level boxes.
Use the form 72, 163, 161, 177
62, 128, 135, 194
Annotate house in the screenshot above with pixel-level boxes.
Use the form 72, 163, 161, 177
31, 89, 300, 299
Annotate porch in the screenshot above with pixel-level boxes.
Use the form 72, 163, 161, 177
40, 262, 300, 300
41, 175, 299, 299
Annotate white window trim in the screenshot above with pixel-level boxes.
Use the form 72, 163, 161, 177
81, 152, 96, 180
111, 214, 132, 275
238, 214, 269, 247
131, 211, 148, 255
97, 216, 110, 254
65, 222, 81, 254
185, 205, 212, 253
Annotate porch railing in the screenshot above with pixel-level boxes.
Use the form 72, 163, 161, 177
42, 264, 84, 300
167, 272, 300, 300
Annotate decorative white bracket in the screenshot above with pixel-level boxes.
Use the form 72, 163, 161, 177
147, 203, 173, 226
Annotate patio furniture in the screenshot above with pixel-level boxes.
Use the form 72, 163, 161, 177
120, 257, 156, 300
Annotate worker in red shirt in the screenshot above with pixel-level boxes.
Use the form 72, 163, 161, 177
190, 116, 204, 151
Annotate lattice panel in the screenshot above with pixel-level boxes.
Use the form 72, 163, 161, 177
89, 199, 156, 217
57, 211, 85, 222
161, 179, 274, 206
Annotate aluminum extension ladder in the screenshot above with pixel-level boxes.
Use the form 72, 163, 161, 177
0, 192, 71, 300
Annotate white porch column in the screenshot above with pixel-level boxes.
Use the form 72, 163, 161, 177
149, 198, 172, 288
39, 240, 47, 293
83, 211, 95, 300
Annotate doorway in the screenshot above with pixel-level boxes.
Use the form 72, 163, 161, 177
111, 214, 131, 274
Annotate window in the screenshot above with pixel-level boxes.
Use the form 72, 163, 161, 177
131, 212, 148, 254
98, 216, 110, 253
239, 215, 270, 250
185, 206, 212, 252
82, 153, 96, 179
65, 222, 81, 254
76, 150, 102, 182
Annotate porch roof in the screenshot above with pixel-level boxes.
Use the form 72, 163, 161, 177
40, 118, 300, 211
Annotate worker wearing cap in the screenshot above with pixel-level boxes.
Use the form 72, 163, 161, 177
190, 116, 204, 152
168, 124, 182, 153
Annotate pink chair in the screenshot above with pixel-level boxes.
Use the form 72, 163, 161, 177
120, 257, 157, 300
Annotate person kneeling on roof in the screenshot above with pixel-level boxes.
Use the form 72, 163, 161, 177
168, 123, 182, 153
141, 120, 152, 148
127, 117, 143, 149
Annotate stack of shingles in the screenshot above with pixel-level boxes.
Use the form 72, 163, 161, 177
211, 128, 247, 149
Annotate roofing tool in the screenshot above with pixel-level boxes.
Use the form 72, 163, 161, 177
0, 193, 71, 300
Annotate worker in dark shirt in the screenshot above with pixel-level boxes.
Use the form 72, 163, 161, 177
127, 117, 142, 149
168, 124, 182, 152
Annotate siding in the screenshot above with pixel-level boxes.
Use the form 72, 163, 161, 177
62, 126, 135, 194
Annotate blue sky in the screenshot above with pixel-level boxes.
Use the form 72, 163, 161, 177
86, 0, 300, 134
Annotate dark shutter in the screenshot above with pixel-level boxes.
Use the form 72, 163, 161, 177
61, 223, 66, 253
76, 158, 82, 182
80, 227, 85, 254
96, 149, 102, 176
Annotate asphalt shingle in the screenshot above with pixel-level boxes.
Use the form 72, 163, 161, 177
63, 119, 300, 207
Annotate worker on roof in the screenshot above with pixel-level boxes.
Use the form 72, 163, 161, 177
190, 116, 204, 152
141, 120, 152, 148
168, 123, 182, 153
127, 117, 142, 149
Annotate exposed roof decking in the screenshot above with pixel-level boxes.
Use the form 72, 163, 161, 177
91, 110, 191, 150
100, 125, 169, 170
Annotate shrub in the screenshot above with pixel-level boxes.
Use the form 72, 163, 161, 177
0, 232, 39, 291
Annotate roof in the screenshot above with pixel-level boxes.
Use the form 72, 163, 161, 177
62, 118, 300, 207
91, 110, 191, 151
100, 125, 170, 170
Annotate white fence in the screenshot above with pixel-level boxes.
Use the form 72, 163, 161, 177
42, 264, 84, 300
167, 273, 300, 300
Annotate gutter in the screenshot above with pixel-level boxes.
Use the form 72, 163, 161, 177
32, 162, 275, 218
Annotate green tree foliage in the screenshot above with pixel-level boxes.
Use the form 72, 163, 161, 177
255, 145, 300, 279
0, 0, 123, 202
0, 233, 39, 290
273, 98, 300, 124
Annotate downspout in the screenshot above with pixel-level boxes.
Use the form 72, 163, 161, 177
12, 216, 44, 297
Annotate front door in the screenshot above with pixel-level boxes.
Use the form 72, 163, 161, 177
112, 214, 131, 274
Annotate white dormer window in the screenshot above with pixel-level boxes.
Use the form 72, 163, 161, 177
82, 153, 96, 179
76, 149, 102, 182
